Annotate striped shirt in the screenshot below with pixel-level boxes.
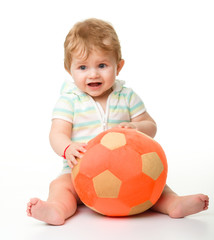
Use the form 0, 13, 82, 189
52, 79, 146, 143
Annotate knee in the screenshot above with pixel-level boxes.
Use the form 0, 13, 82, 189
49, 175, 72, 191
49, 178, 66, 190
49, 179, 57, 192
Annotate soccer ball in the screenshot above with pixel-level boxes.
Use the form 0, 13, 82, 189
72, 128, 168, 216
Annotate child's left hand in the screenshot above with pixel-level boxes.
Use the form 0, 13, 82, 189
118, 122, 137, 129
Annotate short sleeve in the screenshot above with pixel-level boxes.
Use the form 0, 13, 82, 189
127, 89, 146, 119
52, 95, 74, 123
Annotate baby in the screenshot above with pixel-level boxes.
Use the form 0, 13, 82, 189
26, 18, 209, 225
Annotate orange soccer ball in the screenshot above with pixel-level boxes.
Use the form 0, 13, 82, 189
72, 128, 168, 216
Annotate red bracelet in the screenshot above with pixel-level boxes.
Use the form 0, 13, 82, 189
62, 144, 71, 159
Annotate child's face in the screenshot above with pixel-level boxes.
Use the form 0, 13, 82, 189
69, 50, 124, 101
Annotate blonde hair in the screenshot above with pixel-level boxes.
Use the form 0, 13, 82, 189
64, 18, 122, 72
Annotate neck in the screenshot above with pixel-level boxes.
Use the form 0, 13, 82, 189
92, 87, 113, 102
92, 88, 113, 112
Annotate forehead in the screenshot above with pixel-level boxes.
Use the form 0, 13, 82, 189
72, 49, 115, 64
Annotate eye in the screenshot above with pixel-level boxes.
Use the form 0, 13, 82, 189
79, 65, 86, 70
99, 63, 106, 69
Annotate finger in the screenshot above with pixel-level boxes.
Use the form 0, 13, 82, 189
125, 125, 133, 129
81, 143, 88, 148
118, 123, 126, 128
67, 147, 81, 159
77, 146, 87, 153
72, 149, 82, 159
67, 157, 76, 168
67, 160, 74, 169
70, 155, 78, 165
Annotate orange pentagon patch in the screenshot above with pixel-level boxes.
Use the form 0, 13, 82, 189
141, 152, 164, 180
93, 170, 122, 198
129, 200, 153, 215
100, 132, 126, 150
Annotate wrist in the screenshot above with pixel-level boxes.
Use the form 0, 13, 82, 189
62, 144, 71, 159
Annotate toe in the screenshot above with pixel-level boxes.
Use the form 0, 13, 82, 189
26, 207, 32, 216
204, 200, 209, 210
30, 198, 39, 205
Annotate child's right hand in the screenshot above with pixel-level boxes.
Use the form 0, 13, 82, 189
65, 142, 87, 168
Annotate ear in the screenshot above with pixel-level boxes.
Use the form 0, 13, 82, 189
117, 59, 125, 76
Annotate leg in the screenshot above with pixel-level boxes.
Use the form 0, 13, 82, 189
151, 185, 209, 218
26, 173, 79, 225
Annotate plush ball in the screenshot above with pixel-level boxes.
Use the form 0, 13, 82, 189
72, 128, 168, 216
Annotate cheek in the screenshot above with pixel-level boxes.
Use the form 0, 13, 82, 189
73, 72, 85, 81
72, 74, 85, 88
105, 68, 117, 78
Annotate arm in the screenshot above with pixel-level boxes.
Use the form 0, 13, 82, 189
118, 111, 157, 138
49, 119, 87, 168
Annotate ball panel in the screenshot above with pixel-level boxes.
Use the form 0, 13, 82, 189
93, 198, 131, 216
108, 146, 142, 182
150, 170, 167, 204
100, 132, 126, 150
141, 152, 164, 180
129, 200, 153, 215
78, 144, 110, 178
119, 174, 155, 207
125, 130, 157, 155
93, 170, 122, 198
74, 173, 97, 207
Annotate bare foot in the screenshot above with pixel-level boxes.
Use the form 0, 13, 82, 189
26, 198, 65, 225
169, 194, 209, 218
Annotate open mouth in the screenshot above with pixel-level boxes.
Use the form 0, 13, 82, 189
87, 82, 102, 87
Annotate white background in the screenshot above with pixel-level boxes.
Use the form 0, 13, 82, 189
0, 0, 213, 239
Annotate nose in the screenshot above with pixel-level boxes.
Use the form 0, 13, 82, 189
88, 68, 99, 79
